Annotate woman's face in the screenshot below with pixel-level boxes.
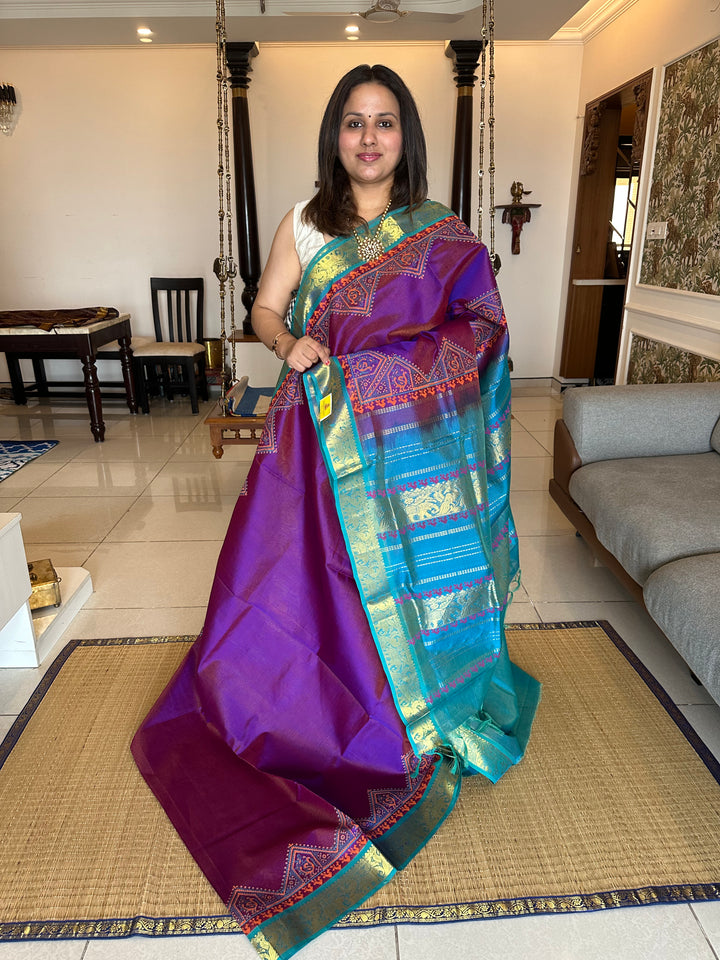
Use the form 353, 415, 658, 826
337, 82, 403, 193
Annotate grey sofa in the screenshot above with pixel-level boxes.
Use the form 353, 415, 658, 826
549, 382, 720, 706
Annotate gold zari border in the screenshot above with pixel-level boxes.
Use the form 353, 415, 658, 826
338, 882, 720, 927
248, 842, 394, 959
0, 914, 242, 940
4, 884, 719, 942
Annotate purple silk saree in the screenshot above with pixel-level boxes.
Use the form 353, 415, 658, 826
132, 200, 540, 960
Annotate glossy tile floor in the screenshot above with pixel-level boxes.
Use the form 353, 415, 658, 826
1, 384, 719, 960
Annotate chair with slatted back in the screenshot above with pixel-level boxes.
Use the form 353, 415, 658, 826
132, 278, 208, 414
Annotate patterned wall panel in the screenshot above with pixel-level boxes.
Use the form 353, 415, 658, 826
639, 38, 720, 295
628, 334, 720, 383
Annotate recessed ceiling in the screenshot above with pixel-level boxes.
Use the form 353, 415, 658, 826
0, 0, 598, 45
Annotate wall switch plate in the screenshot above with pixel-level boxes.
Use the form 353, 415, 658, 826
647, 221, 668, 239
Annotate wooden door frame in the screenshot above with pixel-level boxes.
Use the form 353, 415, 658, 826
559, 71, 652, 380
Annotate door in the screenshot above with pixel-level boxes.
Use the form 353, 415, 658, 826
560, 72, 652, 381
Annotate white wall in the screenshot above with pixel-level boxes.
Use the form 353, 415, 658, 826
575, 1, 720, 381
0, 47, 219, 320
481, 41, 583, 379
0, 39, 582, 387
0, 45, 221, 383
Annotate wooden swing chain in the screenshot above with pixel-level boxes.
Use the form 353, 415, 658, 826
477, 0, 499, 273
215, 0, 238, 404
477, 0, 487, 245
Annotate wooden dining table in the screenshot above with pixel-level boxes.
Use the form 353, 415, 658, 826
0, 313, 137, 442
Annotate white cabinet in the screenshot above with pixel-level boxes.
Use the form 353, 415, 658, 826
0, 513, 36, 665
0, 512, 92, 667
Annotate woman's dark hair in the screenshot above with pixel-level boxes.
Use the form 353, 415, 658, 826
304, 64, 428, 237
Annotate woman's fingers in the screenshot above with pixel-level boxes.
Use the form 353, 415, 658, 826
286, 336, 331, 372
316, 343, 331, 365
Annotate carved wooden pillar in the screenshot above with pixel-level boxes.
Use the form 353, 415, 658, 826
226, 42, 261, 335
580, 102, 606, 176
446, 40, 483, 228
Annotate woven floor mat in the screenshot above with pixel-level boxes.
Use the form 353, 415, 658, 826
1, 622, 719, 940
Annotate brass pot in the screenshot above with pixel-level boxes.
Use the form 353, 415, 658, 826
204, 338, 224, 370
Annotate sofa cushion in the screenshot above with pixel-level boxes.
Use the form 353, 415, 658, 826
568, 451, 720, 584
712, 417, 720, 455
644, 554, 720, 707
563, 383, 720, 464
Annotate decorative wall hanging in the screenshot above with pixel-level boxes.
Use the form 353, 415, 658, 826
496, 181, 541, 255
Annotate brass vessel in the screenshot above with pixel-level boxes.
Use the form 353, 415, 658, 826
204, 338, 224, 370
27, 559, 62, 610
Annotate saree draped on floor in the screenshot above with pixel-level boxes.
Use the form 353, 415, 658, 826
132, 201, 540, 960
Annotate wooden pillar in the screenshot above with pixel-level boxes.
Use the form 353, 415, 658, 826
226, 42, 261, 335
446, 40, 483, 228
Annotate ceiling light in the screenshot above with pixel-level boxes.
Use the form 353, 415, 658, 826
139, 37, 153, 43
345, 24, 359, 32
347, 35, 359, 40
137, 27, 153, 36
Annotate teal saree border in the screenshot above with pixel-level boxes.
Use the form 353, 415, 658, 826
304, 360, 435, 748
304, 352, 539, 780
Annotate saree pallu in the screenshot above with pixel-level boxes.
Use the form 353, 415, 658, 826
131, 200, 540, 960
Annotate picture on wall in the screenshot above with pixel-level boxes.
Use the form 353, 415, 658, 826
639, 37, 720, 296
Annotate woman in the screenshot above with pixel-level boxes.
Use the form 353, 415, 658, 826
132, 64, 540, 960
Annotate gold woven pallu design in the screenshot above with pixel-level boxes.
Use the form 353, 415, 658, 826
1, 623, 719, 941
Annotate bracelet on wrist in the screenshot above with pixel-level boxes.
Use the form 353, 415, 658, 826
270, 331, 292, 359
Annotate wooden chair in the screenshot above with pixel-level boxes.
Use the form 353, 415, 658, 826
94, 332, 156, 398
132, 278, 208, 414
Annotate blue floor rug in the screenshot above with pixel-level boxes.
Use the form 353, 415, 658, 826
0, 440, 58, 482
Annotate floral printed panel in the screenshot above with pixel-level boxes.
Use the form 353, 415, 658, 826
639, 38, 720, 296
627, 335, 720, 384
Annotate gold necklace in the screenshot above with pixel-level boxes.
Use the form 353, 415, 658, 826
353, 201, 392, 263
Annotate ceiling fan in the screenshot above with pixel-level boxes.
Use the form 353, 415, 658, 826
283, 0, 463, 23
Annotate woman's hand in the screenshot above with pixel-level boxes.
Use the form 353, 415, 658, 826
280, 334, 331, 372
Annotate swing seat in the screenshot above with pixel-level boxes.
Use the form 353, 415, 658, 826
205, 376, 273, 458
225, 376, 274, 417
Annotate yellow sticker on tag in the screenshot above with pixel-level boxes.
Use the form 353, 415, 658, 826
319, 394, 332, 421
